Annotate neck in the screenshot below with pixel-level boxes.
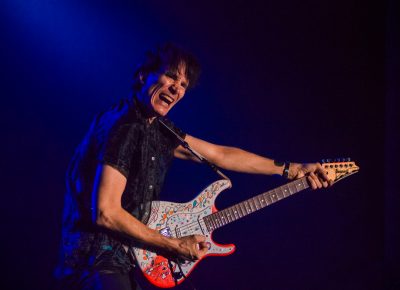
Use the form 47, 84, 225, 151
132, 93, 158, 123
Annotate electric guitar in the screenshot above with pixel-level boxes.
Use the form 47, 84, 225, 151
132, 159, 359, 288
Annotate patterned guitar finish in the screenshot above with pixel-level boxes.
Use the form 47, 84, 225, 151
132, 160, 359, 288
132, 180, 233, 288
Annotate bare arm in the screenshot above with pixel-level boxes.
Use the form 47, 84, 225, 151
174, 135, 332, 189
94, 164, 208, 260
174, 135, 287, 175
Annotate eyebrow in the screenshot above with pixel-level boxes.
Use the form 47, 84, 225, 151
165, 70, 189, 87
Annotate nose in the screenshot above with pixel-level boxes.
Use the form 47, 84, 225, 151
169, 83, 178, 95
169, 81, 183, 96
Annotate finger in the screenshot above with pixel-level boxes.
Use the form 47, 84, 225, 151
311, 172, 323, 189
307, 175, 317, 190
321, 180, 329, 188
318, 167, 330, 182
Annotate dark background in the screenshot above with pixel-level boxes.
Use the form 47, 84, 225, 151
1, 0, 398, 289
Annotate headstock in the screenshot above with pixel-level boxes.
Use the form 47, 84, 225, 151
321, 158, 360, 183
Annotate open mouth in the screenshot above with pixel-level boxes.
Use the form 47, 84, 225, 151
159, 93, 174, 106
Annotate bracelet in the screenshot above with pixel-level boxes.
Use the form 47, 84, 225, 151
274, 160, 290, 179
282, 161, 290, 179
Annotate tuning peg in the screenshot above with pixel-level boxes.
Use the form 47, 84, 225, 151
346, 157, 351, 162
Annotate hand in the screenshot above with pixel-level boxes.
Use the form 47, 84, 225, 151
288, 162, 334, 190
171, 235, 209, 261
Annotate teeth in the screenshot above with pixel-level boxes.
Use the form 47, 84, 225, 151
160, 94, 174, 104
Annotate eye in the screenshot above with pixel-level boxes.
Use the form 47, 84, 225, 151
165, 71, 177, 80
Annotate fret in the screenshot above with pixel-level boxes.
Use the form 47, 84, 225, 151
294, 180, 304, 191
234, 205, 242, 218
217, 212, 225, 227
227, 206, 233, 219
301, 177, 309, 189
239, 202, 246, 216
270, 190, 278, 203
200, 218, 208, 235
217, 212, 226, 226
231, 206, 238, 219
258, 194, 266, 207
203, 216, 209, 231
281, 185, 290, 197
213, 215, 220, 229
207, 215, 215, 230
224, 209, 231, 223
211, 214, 218, 229
254, 195, 262, 209
242, 201, 248, 214
213, 214, 221, 228
261, 194, 268, 207
203, 216, 210, 232
248, 199, 256, 212
286, 184, 293, 195
208, 217, 214, 231
253, 197, 260, 210
275, 188, 284, 200
244, 201, 251, 214
237, 203, 245, 218
221, 209, 229, 223
228, 207, 236, 222
264, 192, 272, 205
220, 211, 228, 225
208, 216, 215, 230
213, 215, 220, 228
288, 183, 297, 194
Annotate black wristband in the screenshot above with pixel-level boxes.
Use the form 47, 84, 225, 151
282, 161, 290, 179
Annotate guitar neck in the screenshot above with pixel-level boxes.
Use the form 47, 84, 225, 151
203, 177, 309, 231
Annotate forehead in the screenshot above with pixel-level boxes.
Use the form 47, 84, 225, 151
162, 62, 188, 80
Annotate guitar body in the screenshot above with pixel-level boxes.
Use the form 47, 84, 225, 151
132, 179, 235, 288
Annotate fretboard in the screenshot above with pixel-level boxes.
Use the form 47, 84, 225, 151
203, 177, 309, 232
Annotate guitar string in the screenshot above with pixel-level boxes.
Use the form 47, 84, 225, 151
174, 181, 306, 235
175, 191, 277, 235
175, 199, 263, 235
175, 218, 208, 237
176, 188, 282, 233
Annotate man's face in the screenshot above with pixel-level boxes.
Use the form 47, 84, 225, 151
138, 63, 189, 118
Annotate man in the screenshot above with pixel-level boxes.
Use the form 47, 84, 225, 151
55, 43, 331, 290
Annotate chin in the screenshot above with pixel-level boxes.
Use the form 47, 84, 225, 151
154, 107, 170, 117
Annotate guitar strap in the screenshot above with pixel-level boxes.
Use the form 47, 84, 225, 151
158, 117, 231, 181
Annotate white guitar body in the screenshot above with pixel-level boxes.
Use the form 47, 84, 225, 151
132, 179, 234, 288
